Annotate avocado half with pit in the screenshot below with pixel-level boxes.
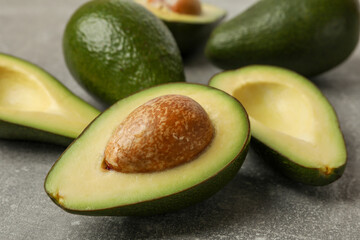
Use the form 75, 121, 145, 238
209, 66, 346, 186
0, 53, 100, 146
136, 0, 226, 56
45, 83, 250, 216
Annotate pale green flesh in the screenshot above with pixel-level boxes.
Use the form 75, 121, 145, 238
135, 0, 226, 23
0, 54, 100, 138
210, 66, 346, 171
45, 83, 249, 211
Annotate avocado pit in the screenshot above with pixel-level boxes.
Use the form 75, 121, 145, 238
147, 0, 202, 16
104, 94, 214, 173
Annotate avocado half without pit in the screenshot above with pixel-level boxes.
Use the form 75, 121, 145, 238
136, 0, 226, 56
210, 66, 347, 186
45, 83, 250, 216
0, 53, 100, 146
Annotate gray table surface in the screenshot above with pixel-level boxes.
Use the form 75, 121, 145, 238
1, 0, 359, 239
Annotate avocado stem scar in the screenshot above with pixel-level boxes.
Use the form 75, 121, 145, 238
321, 166, 333, 175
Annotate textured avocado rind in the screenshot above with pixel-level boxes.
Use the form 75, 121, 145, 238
63, 0, 185, 105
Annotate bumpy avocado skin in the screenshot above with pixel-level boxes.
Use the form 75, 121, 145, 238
164, 16, 225, 56
251, 138, 346, 186
63, 0, 185, 105
205, 0, 360, 77
48, 142, 250, 216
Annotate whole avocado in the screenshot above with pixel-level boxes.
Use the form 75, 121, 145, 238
63, 0, 185, 105
205, 0, 360, 77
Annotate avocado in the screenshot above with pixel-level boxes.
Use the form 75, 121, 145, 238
44, 83, 250, 216
0, 53, 100, 146
136, 0, 226, 56
63, 0, 185, 105
205, 0, 360, 77
209, 65, 346, 186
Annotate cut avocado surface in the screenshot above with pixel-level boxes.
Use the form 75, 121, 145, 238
205, 0, 360, 76
209, 66, 346, 185
45, 83, 250, 215
136, 0, 226, 55
0, 53, 100, 146
63, 0, 185, 105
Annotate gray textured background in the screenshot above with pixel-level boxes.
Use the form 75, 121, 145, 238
0, 0, 359, 239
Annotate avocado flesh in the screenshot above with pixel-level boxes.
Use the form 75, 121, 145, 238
135, 0, 226, 55
45, 83, 250, 215
205, 0, 360, 76
63, 0, 185, 105
0, 53, 100, 145
209, 66, 346, 185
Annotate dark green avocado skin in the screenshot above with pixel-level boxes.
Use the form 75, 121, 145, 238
205, 0, 360, 77
164, 16, 225, 56
48, 142, 250, 216
0, 119, 73, 146
251, 138, 346, 186
63, 0, 185, 105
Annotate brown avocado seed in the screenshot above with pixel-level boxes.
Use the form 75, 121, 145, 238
104, 95, 214, 173
147, 0, 202, 16
171, 0, 202, 15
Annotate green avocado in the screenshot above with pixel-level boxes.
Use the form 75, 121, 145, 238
63, 0, 185, 105
44, 83, 250, 216
205, 0, 360, 77
209, 65, 346, 186
136, 0, 226, 56
0, 53, 100, 146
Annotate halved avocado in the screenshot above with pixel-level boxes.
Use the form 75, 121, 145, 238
44, 83, 250, 216
0, 53, 100, 146
136, 0, 226, 56
209, 66, 347, 186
